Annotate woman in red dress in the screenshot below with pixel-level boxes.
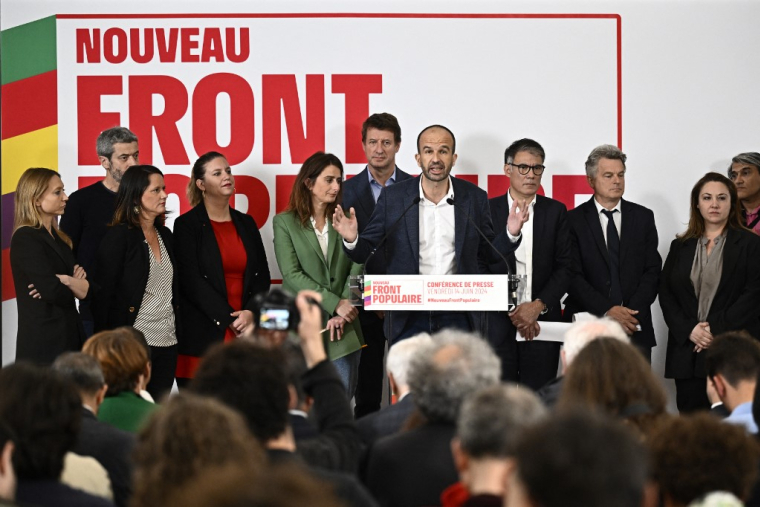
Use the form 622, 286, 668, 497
174, 152, 271, 385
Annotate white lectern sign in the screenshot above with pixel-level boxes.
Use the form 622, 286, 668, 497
361, 275, 515, 311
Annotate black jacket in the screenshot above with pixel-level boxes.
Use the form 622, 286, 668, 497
660, 227, 760, 379
173, 204, 270, 356
10, 226, 86, 364
92, 223, 177, 332
565, 197, 662, 349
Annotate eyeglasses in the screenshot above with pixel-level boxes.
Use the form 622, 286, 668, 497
508, 163, 545, 176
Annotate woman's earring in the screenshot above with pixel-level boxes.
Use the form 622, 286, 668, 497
133, 205, 140, 214
202, 189, 206, 199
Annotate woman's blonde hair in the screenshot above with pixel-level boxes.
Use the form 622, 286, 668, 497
13, 168, 72, 248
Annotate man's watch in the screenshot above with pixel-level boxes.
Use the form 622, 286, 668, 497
536, 300, 548, 315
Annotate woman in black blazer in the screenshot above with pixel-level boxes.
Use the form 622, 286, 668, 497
92, 165, 178, 400
660, 172, 760, 413
11, 168, 90, 364
174, 152, 271, 385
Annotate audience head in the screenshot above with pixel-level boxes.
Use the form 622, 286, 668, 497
282, 341, 309, 412
190, 341, 290, 443
705, 331, 760, 410
456, 384, 547, 460
132, 393, 266, 507
649, 413, 760, 505
96, 126, 139, 184
386, 333, 433, 396
111, 164, 167, 227
163, 464, 341, 507
681, 172, 744, 240
557, 338, 667, 437
407, 330, 500, 424
52, 352, 108, 409
187, 151, 230, 207
506, 411, 648, 507
0, 363, 81, 482
82, 327, 151, 397
0, 421, 16, 501
287, 152, 344, 227
562, 317, 629, 368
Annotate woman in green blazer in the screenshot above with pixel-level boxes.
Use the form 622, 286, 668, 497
273, 152, 364, 397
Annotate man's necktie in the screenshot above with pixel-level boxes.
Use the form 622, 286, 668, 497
601, 209, 623, 305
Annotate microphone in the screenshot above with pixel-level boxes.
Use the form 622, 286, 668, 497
361, 196, 422, 279
446, 197, 517, 311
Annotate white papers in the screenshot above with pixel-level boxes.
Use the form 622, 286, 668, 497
516, 321, 572, 343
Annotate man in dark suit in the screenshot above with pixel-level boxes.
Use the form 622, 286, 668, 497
52, 352, 135, 507
361, 330, 501, 507
488, 139, 572, 388
565, 144, 662, 361
342, 113, 413, 418
356, 333, 432, 445
334, 125, 529, 343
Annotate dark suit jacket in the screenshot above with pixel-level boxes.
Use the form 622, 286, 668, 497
342, 166, 413, 275
173, 203, 271, 356
16, 480, 114, 507
10, 226, 86, 364
356, 394, 416, 445
487, 194, 571, 336
363, 421, 458, 507
659, 228, 760, 379
565, 197, 662, 348
92, 224, 177, 332
74, 408, 135, 507
345, 176, 519, 341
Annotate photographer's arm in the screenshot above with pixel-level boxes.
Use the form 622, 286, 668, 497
295, 291, 361, 472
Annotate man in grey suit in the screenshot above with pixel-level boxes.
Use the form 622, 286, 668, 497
343, 113, 412, 417
334, 125, 529, 343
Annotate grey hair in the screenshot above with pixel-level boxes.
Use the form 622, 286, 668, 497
563, 317, 629, 367
457, 384, 547, 458
386, 333, 433, 389
728, 152, 760, 177
407, 329, 501, 424
585, 144, 627, 179
96, 126, 138, 159
52, 352, 106, 395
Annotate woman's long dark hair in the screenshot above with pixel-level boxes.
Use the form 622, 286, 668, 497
111, 165, 167, 227
285, 152, 344, 228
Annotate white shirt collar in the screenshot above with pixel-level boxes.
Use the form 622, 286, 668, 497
593, 197, 621, 214
418, 176, 455, 204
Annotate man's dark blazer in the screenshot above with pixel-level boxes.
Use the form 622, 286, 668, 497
173, 203, 271, 357
74, 407, 135, 507
487, 194, 571, 381
10, 226, 86, 364
92, 224, 177, 332
362, 421, 458, 507
356, 394, 416, 445
344, 176, 519, 341
565, 197, 662, 349
659, 228, 760, 379
342, 166, 413, 275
